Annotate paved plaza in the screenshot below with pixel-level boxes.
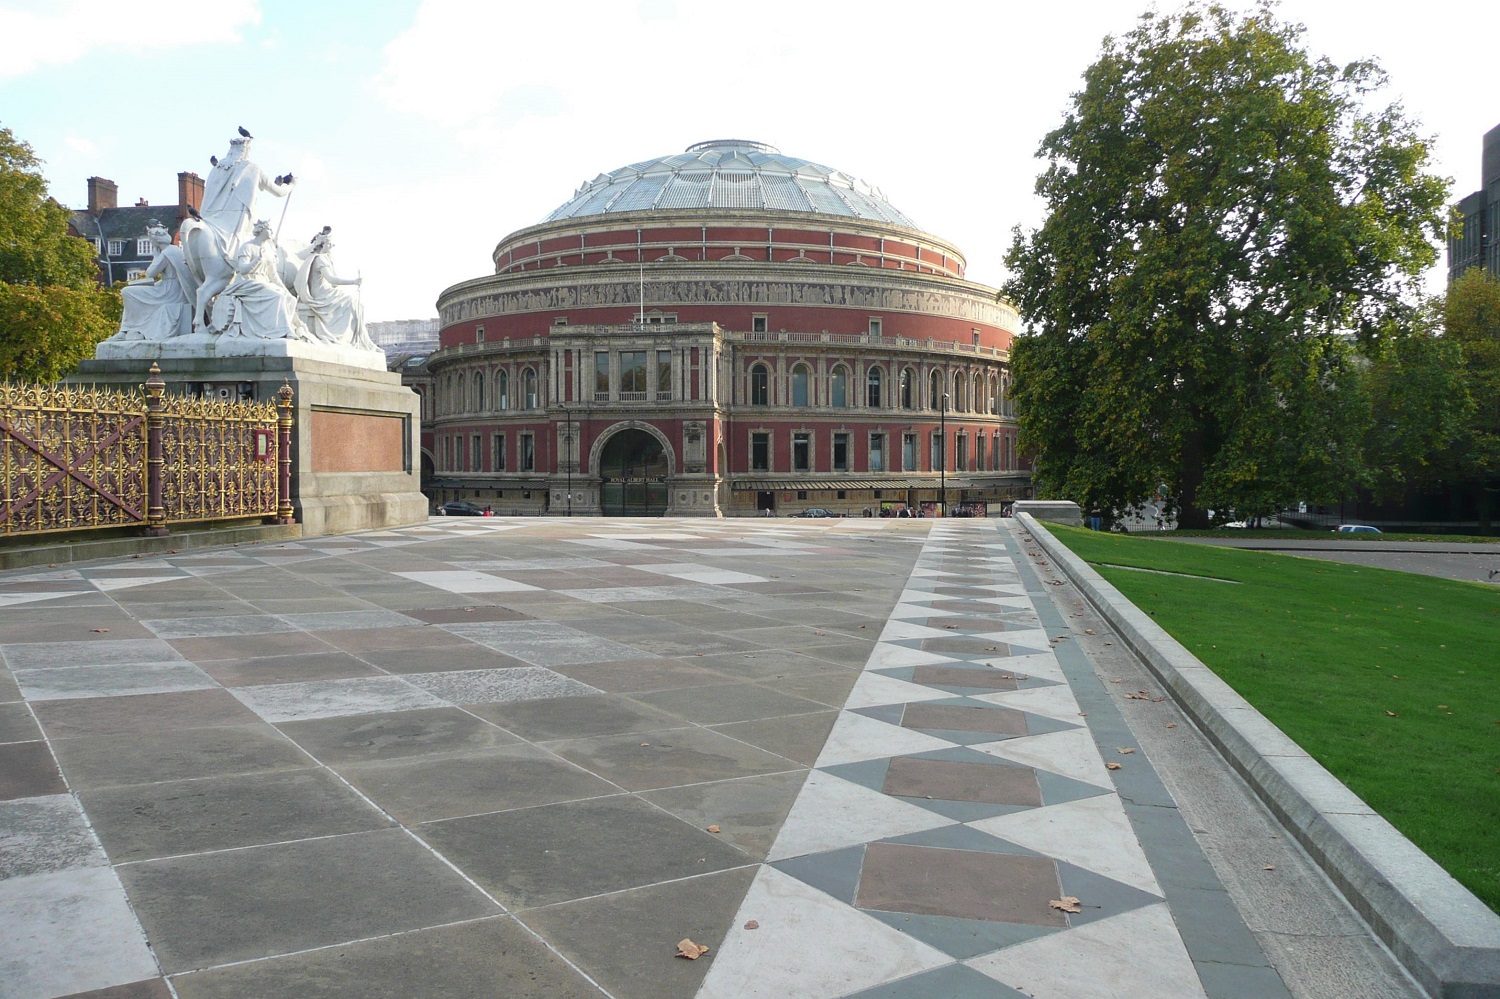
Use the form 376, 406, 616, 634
1, 518, 1424, 998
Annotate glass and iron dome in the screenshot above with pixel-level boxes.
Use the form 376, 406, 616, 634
543, 139, 918, 228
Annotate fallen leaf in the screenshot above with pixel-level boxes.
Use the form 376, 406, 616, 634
1385, 711, 1398, 717
130, 554, 142, 559
1049, 896, 1082, 913
1117, 747, 1135, 755
91, 628, 109, 633
943, 624, 959, 630
676, 939, 710, 960
1084, 629, 1096, 635
1106, 762, 1123, 771
640, 742, 652, 747
743, 920, 759, 930
1108, 678, 1124, 684
1166, 722, 1177, 729
814, 632, 826, 636
1263, 865, 1276, 871
1437, 705, 1450, 711
707, 825, 721, 834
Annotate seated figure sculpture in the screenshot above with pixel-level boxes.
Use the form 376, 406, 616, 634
109, 222, 196, 340
294, 229, 376, 350
210, 219, 307, 340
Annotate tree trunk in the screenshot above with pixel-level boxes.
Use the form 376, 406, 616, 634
1177, 425, 1211, 529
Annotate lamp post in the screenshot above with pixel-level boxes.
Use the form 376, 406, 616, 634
940, 392, 948, 518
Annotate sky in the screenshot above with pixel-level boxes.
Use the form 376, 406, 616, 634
1, 0, 1496, 323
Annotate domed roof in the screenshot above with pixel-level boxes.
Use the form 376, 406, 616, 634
543, 139, 918, 228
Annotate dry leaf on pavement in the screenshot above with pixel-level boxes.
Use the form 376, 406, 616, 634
707, 825, 721, 833
1117, 747, 1135, 755
1049, 896, 1083, 913
743, 920, 760, 930
676, 939, 710, 960
1106, 762, 1123, 771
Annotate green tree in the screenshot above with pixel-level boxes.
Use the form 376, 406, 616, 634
0, 123, 119, 382
1004, 3, 1449, 527
1443, 268, 1500, 530
1360, 305, 1473, 499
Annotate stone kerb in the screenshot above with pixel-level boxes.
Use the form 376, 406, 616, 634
1014, 512, 1500, 999
1011, 499, 1083, 526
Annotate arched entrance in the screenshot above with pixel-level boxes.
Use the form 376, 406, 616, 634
599, 428, 669, 516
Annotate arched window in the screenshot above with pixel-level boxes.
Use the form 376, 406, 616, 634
929, 369, 941, 411
750, 363, 769, 406
497, 369, 509, 410
791, 364, 810, 407
474, 371, 485, 411
972, 372, 983, 413
953, 371, 966, 412
866, 365, 883, 408
830, 365, 848, 408
989, 373, 1000, 415
899, 367, 914, 409
456, 373, 467, 413
523, 367, 538, 409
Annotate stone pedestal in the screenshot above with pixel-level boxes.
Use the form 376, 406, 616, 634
71, 349, 426, 537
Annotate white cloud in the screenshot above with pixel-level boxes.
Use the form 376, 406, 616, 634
0, 1, 261, 78
62, 132, 98, 158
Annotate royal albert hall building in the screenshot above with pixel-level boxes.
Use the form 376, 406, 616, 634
425, 139, 1030, 517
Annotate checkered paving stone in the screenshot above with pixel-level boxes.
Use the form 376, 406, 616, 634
0, 516, 1281, 999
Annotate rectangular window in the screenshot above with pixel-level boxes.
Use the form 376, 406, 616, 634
520, 433, 535, 471
868, 318, 883, 337
107, 239, 124, 256
869, 433, 886, 472
494, 433, 507, 471
976, 434, 987, 472
553, 316, 568, 326
832, 432, 849, 472
656, 349, 672, 397
91, 238, 101, 254
955, 434, 968, 471
445, 436, 453, 471
136, 238, 153, 256
471, 434, 482, 472
793, 433, 811, 472
751, 432, 770, 471
621, 350, 647, 393
931, 432, 945, 472
903, 433, 917, 472
752, 315, 768, 333
972, 329, 982, 347
797, 490, 808, 500
475, 325, 485, 343
595, 351, 610, 398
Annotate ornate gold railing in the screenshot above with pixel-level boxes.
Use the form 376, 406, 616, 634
1, 366, 294, 539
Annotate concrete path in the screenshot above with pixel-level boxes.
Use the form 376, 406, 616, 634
0, 518, 1423, 998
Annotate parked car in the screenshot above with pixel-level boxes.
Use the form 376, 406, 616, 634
1334, 524, 1381, 534
791, 508, 840, 518
437, 501, 488, 516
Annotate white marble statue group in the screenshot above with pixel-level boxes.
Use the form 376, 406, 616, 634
111, 129, 377, 353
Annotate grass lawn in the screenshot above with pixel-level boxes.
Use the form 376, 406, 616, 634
1046, 524, 1500, 912
1151, 529, 1500, 544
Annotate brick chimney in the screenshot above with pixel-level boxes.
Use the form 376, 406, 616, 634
87, 176, 117, 213
177, 171, 204, 219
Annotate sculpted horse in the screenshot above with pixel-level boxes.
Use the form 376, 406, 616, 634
179, 218, 316, 334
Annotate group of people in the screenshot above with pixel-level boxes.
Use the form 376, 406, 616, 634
111, 130, 375, 352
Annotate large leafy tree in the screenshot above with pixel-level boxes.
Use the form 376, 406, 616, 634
1004, 3, 1449, 527
0, 123, 119, 382
1443, 268, 1500, 530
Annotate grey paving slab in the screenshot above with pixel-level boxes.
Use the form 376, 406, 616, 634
229, 675, 446, 722
0, 618, 155, 645
523, 868, 759, 999
467, 692, 688, 742
0, 794, 109, 879
550, 726, 799, 791
80, 768, 390, 863
117, 828, 498, 973
0, 741, 67, 799
31, 688, 260, 738
0, 700, 40, 743
15, 661, 218, 701
139, 615, 297, 639
419, 795, 753, 910
639, 771, 810, 860
275, 610, 423, 631
169, 916, 605, 999
338, 744, 622, 822
402, 666, 602, 705
546, 656, 730, 693
0, 866, 159, 999
1, 639, 183, 670
631, 681, 830, 725
165, 630, 335, 662
357, 643, 535, 673
196, 651, 383, 687
275, 706, 520, 764
0, 667, 21, 702
48, 723, 313, 791
708, 710, 841, 766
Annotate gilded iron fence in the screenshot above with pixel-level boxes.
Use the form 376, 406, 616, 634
1, 365, 294, 539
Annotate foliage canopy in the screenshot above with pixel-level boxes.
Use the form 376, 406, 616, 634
1004, 3, 1449, 527
0, 123, 118, 382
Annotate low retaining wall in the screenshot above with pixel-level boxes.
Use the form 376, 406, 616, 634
1016, 513, 1500, 999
